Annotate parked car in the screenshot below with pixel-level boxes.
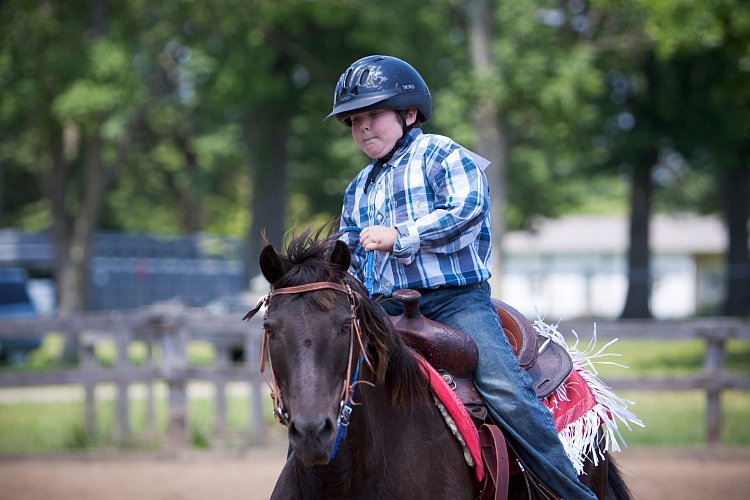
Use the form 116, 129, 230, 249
0, 268, 43, 365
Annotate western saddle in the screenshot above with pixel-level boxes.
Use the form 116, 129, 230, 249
388, 289, 573, 422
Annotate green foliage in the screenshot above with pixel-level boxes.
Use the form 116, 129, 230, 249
53, 40, 139, 124
0, 0, 746, 248
53, 81, 124, 122
491, 0, 625, 228
636, 0, 747, 57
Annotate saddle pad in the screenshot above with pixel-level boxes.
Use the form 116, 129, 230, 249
415, 355, 484, 482
542, 367, 606, 475
544, 369, 598, 433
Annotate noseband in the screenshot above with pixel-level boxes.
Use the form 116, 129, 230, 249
243, 281, 371, 428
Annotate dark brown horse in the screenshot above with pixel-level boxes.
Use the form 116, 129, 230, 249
252, 230, 630, 499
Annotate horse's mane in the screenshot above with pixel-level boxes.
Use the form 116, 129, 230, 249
269, 227, 432, 408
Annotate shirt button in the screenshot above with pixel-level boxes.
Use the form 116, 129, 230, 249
378, 183, 383, 190
376, 214, 383, 222
383, 280, 391, 287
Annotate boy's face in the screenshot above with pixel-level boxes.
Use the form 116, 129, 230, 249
349, 109, 416, 159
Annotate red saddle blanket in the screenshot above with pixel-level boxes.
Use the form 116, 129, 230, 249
419, 356, 600, 483
542, 368, 598, 432
416, 356, 485, 482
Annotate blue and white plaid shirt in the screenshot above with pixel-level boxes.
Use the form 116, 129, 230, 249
339, 128, 493, 296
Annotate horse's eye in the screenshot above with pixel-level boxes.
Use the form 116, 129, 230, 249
340, 319, 352, 336
263, 320, 276, 339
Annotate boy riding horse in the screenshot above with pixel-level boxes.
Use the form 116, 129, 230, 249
331, 54, 596, 499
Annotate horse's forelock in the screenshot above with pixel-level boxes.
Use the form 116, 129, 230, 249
273, 230, 344, 286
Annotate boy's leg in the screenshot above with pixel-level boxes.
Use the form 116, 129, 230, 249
393, 283, 597, 500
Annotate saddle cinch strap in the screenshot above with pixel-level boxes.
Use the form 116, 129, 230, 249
388, 289, 573, 406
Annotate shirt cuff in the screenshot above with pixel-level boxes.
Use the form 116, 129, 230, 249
393, 221, 419, 264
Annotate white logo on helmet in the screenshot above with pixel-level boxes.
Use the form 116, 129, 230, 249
402, 84, 415, 90
361, 69, 386, 89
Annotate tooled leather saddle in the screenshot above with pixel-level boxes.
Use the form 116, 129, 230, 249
389, 289, 573, 407
388, 289, 572, 500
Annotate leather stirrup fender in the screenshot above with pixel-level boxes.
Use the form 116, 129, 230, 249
479, 423, 509, 500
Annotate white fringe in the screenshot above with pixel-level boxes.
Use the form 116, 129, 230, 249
534, 317, 645, 475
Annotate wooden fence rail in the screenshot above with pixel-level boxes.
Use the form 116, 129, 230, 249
1, 307, 748, 446
0, 303, 267, 446
560, 317, 750, 443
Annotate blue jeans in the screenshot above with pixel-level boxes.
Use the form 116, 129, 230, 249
381, 282, 596, 500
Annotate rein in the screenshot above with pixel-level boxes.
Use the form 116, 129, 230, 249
338, 226, 374, 297
244, 280, 373, 458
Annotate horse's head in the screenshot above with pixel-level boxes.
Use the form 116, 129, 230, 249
257, 234, 362, 465
250, 230, 432, 467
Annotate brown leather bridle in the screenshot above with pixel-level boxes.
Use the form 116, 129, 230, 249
243, 281, 372, 427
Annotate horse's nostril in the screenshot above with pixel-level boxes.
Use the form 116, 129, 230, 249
289, 414, 335, 443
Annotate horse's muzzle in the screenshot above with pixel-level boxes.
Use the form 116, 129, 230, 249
288, 413, 337, 465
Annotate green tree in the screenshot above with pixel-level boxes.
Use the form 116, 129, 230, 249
185, 0, 462, 279
637, 0, 750, 315
0, 1, 147, 313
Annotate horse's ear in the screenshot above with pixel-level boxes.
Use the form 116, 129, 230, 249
329, 240, 351, 273
259, 244, 285, 285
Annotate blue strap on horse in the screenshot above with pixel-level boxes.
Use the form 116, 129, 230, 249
330, 226, 374, 460
329, 348, 365, 460
337, 226, 374, 298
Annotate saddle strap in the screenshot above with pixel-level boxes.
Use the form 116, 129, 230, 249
479, 423, 509, 500
504, 438, 563, 500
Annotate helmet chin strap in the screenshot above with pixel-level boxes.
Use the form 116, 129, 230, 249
363, 110, 412, 194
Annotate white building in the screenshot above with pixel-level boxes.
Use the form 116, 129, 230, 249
499, 214, 726, 319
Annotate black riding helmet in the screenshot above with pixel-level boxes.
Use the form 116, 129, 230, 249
325, 55, 432, 126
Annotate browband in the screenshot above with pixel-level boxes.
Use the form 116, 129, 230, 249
243, 281, 361, 321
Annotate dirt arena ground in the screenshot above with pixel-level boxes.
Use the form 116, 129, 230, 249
1, 444, 749, 499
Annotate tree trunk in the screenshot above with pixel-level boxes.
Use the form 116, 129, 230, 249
0, 138, 4, 227
55, 110, 139, 362
56, 132, 108, 362
54, 0, 108, 315
175, 135, 204, 233
243, 107, 289, 283
722, 166, 750, 316
59, 132, 115, 312
46, 125, 73, 309
465, 0, 507, 294
621, 160, 654, 318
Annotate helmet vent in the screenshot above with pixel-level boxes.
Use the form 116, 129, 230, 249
343, 69, 354, 91
358, 69, 370, 86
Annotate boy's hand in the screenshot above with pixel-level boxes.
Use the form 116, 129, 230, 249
360, 226, 398, 252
